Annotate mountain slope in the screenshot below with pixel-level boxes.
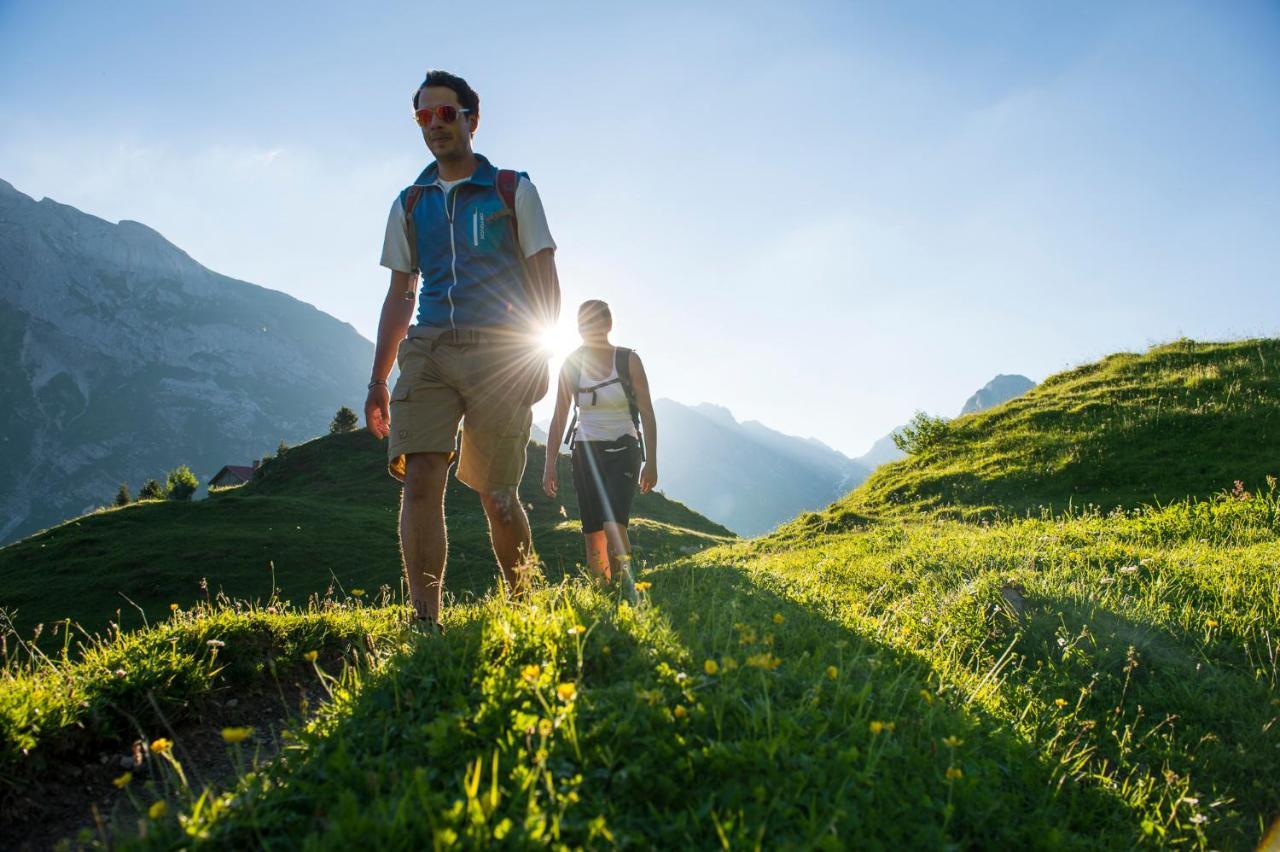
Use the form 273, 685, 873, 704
653, 399, 869, 535
0, 430, 732, 637
839, 339, 1280, 519
0, 179, 373, 544
960, 373, 1035, 415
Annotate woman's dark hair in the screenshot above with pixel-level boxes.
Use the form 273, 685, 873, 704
412, 70, 480, 114
578, 300, 612, 330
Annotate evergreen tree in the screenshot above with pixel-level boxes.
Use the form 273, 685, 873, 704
139, 478, 165, 500
277, 439, 290, 456
114, 482, 132, 507
330, 406, 359, 433
166, 465, 199, 501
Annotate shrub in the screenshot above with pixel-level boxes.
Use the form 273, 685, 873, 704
277, 440, 290, 456
138, 479, 165, 500
330, 406, 359, 434
113, 482, 131, 507
166, 465, 199, 501
892, 412, 952, 455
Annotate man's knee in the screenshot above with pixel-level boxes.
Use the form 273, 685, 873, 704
479, 487, 522, 524
403, 453, 451, 503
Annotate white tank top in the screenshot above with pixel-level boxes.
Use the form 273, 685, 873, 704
575, 353, 639, 442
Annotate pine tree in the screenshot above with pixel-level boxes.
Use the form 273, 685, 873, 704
139, 478, 165, 500
277, 439, 290, 456
114, 482, 132, 507
330, 406, 359, 434
166, 465, 199, 501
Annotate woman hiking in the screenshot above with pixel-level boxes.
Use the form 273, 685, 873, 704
543, 300, 658, 602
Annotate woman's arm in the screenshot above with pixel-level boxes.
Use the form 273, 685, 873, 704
629, 352, 658, 493
542, 364, 575, 496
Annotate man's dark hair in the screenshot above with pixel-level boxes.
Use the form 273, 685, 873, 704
413, 70, 480, 115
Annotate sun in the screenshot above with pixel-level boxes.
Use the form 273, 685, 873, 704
537, 319, 581, 361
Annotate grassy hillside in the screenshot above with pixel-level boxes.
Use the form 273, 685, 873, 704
847, 338, 1280, 519
5, 339, 1278, 848
3, 490, 1276, 848
0, 430, 731, 639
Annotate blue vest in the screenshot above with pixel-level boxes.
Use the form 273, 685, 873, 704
400, 154, 530, 329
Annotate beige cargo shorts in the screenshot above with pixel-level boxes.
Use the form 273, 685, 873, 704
387, 326, 541, 492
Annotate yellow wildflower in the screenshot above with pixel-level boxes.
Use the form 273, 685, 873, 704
1054, 698, 1068, 708
538, 718, 553, 738
567, 624, 587, 636
773, 613, 784, 625
150, 738, 173, 755
169, 603, 179, 612
746, 652, 781, 670
722, 656, 738, 672
946, 767, 963, 781
704, 659, 719, 676
869, 721, 895, 734
673, 704, 688, 719
738, 627, 757, 645
556, 682, 577, 703
521, 664, 542, 683
350, 588, 365, 597
826, 665, 839, 680
148, 800, 168, 819
634, 581, 652, 592
919, 689, 933, 704
113, 771, 133, 789
1206, 618, 1220, 628
221, 727, 254, 744
942, 736, 964, 748
303, 650, 319, 663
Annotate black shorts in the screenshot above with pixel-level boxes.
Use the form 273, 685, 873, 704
571, 435, 642, 534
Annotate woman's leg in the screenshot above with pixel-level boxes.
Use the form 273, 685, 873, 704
602, 522, 635, 599
583, 530, 612, 584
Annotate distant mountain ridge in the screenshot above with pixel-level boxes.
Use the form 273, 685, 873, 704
651, 399, 870, 536
855, 373, 1036, 470
0, 178, 373, 544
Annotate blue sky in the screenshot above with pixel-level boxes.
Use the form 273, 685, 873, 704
2, 0, 1278, 456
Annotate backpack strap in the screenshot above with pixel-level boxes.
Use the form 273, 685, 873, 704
495, 169, 520, 248
614, 347, 646, 462
401, 185, 427, 299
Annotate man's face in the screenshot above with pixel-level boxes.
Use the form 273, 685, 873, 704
417, 85, 477, 161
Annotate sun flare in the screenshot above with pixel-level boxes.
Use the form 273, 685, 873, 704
538, 320, 581, 361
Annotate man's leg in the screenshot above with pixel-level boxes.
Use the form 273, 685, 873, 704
401, 452, 452, 623
478, 487, 533, 600
582, 531, 611, 583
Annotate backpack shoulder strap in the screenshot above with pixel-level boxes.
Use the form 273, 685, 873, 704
496, 169, 520, 247
402, 185, 427, 276
614, 347, 646, 461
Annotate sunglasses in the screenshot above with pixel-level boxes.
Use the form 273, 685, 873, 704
414, 105, 471, 126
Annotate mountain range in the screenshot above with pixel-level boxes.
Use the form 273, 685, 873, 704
0, 179, 372, 544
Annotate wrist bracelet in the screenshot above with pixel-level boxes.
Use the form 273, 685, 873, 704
368, 379, 388, 389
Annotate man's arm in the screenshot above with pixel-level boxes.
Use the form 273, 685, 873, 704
524, 247, 560, 331
365, 270, 417, 439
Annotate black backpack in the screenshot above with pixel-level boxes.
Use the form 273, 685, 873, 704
564, 346, 644, 459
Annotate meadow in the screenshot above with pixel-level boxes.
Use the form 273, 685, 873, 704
2, 339, 1278, 848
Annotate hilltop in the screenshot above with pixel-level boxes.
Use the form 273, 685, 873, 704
836, 339, 1280, 520
0, 431, 731, 639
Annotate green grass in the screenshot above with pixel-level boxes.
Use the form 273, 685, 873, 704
14, 488, 1267, 849
844, 338, 1280, 519
5, 339, 1279, 847
0, 431, 732, 640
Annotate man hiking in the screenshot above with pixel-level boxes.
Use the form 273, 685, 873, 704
364, 70, 560, 633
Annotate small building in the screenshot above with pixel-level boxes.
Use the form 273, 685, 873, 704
209, 461, 258, 488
